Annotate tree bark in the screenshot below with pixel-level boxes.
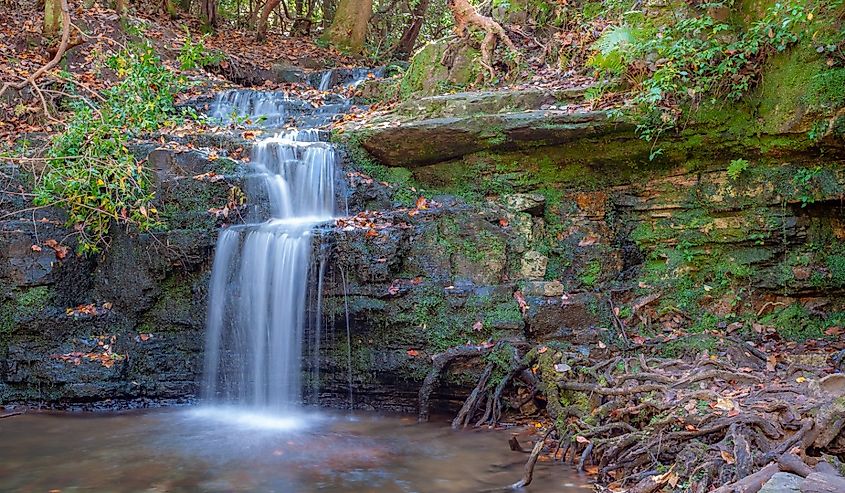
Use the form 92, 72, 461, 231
256, 0, 281, 39
44, 0, 62, 36
161, 0, 178, 18
321, 0, 335, 27
200, 0, 218, 29
323, 0, 371, 54
393, 0, 429, 60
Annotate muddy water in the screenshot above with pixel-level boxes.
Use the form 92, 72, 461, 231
0, 409, 590, 493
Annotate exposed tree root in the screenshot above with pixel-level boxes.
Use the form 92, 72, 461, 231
436, 333, 845, 491
0, 0, 71, 102
446, 0, 520, 82
417, 343, 496, 422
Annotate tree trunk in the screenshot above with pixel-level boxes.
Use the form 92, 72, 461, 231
162, 0, 178, 18
114, 0, 128, 16
200, 0, 218, 30
43, 0, 62, 36
321, 0, 335, 27
256, 0, 280, 40
393, 0, 429, 60
323, 0, 371, 54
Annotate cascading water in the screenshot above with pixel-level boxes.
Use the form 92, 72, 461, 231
202, 97, 339, 416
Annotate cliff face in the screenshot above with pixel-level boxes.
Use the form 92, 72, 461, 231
1, 45, 843, 411
0, 144, 239, 407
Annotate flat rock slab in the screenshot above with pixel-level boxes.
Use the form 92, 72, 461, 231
358, 109, 628, 167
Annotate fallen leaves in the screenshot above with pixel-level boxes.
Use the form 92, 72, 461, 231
65, 302, 112, 317
193, 171, 225, 182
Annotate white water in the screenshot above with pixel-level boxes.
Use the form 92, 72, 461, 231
203, 99, 339, 422
209, 90, 290, 125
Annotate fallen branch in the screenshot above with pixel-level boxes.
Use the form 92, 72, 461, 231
510, 427, 552, 489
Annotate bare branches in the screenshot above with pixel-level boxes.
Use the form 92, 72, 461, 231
0, 0, 71, 101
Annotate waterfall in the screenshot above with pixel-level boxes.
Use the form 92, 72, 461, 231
209, 90, 290, 126
318, 71, 333, 91
202, 95, 338, 414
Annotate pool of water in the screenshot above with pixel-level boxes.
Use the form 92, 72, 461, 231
0, 408, 590, 493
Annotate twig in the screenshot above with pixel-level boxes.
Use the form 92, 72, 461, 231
510, 427, 553, 489
0, 0, 71, 100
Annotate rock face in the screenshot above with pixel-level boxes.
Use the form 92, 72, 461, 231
0, 145, 240, 407
3, 71, 844, 413
357, 106, 621, 168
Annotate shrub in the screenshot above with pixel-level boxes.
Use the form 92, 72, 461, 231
35, 42, 191, 253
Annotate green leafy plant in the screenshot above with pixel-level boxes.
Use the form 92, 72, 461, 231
35, 42, 191, 253
591, 0, 829, 145
178, 30, 223, 70
726, 159, 750, 180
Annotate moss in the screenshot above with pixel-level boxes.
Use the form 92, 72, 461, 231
399, 41, 479, 98
760, 303, 833, 341
579, 260, 602, 287
0, 286, 51, 334
755, 44, 826, 134
659, 334, 719, 358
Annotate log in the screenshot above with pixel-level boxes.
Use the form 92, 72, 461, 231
800, 472, 845, 493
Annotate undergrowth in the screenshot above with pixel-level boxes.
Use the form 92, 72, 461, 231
34, 42, 195, 253
588, 0, 845, 151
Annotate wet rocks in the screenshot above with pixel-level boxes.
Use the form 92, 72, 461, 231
522, 280, 565, 297
760, 473, 802, 493
503, 193, 546, 216
520, 251, 548, 280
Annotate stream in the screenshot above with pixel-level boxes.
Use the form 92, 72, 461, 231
0, 409, 589, 493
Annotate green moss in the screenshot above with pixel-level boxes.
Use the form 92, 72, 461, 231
579, 260, 602, 287
659, 334, 719, 358
755, 44, 826, 134
760, 303, 836, 341
0, 286, 52, 357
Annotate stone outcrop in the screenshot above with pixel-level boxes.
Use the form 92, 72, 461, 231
0, 144, 241, 407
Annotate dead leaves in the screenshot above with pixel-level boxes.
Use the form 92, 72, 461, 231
66, 302, 112, 317
31, 239, 70, 259
514, 290, 529, 315
193, 171, 225, 182
51, 334, 124, 368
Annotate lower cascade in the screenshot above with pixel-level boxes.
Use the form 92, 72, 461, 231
202, 116, 338, 412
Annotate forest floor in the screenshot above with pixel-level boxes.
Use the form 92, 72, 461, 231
0, 2, 362, 144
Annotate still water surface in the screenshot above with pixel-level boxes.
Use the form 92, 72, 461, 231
0, 408, 590, 493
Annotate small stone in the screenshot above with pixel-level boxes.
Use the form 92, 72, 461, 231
759, 472, 802, 493
520, 251, 548, 280
503, 193, 546, 216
